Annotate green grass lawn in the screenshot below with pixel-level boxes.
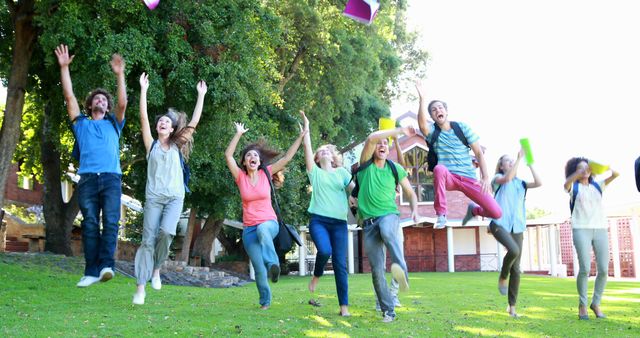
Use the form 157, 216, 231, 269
1, 254, 638, 337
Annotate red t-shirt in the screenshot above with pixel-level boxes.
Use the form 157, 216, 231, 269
235, 165, 277, 226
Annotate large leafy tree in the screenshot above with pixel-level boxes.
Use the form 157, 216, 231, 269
4, 0, 426, 259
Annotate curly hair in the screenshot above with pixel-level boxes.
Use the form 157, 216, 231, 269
84, 88, 114, 114
238, 138, 281, 173
314, 144, 343, 168
565, 156, 593, 181
154, 108, 195, 161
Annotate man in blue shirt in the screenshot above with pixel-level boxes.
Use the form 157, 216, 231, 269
55, 44, 127, 287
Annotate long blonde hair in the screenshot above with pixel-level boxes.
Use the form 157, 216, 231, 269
314, 144, 342, 168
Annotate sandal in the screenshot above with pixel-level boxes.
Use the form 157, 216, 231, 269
308, 299, 321, 307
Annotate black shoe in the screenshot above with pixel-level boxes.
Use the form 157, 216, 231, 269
269, 264, 280, 283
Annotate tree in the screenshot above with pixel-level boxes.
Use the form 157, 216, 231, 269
3, 0, 426, 258
0, 0, 37, 210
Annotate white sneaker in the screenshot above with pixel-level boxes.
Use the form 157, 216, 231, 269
382, 312, 396, 323
76, 276, 100, 288
99, 267, 114, 282
151, 276, 162, 290
434, 215, 447, 229
391, 263, 409, 292
132, 292, 145, 305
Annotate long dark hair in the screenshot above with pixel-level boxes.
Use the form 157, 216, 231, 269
238, 138, 281, 173
565, 156, 593, 181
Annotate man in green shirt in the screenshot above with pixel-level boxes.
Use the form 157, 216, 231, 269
350, 126, 420, 323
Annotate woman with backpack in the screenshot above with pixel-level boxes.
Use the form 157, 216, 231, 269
490, 149, 541, 317
133, 73, 207, 305
564, 157, 619, 320
300, 112, 354, 317
224, 120, 307, 309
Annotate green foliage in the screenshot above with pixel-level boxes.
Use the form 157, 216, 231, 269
1, 1, 426, 253
121, 208, 144, 245
3, 203, 42, 224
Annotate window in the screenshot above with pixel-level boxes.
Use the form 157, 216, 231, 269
18, 174, 34, 190
400, 146, 434, 204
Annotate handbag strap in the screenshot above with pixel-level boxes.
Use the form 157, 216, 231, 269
261, 166, 284, 224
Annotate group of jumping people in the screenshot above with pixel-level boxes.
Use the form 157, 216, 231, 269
57, 45, 618, 322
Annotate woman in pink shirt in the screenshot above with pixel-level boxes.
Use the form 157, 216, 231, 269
224, 122, 307, 309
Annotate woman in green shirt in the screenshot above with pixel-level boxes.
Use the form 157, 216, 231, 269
301, 112, 354, 317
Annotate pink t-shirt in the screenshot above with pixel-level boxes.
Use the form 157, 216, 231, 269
235, 165, 277, 227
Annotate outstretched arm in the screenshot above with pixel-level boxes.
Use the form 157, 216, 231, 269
494, 149, 523, 185
110, 54, 127, 123
300, 111, 315, 173
271, 122, 308, 174
399, 177, 420, 222
187, 80, 207, 129
415, 80, 432, 137
604, 168, 620, 186
563, 167, 585, 192
526, 163, 542, 189
54, 44, 80, 121
392, 135, 406, 167
470, 141, 492, 195
360, 126, 416, 164
139, 73, 153, 154
225, 123, 247, 180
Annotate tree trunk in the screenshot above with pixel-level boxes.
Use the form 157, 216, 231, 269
216, 225, 246, 258
178, 208, 198, 262
0, 0, 37, 208
41, 103, 78, 255
191, 216, 225, 266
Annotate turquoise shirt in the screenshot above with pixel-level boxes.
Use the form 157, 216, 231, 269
426, 121, 479, 179
307, 166, 352, 221
491, 174, 527, 233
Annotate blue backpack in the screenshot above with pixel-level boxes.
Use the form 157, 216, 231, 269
569, 180, 601, 214
150, 140, 191, 193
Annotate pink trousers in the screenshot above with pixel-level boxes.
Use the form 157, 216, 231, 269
433, 164, 502, 219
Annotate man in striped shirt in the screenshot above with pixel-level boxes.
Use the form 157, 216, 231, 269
415, 81, 501, 229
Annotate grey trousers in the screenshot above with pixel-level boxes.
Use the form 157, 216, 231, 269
135, 197, 184, 285
490, 223, 523, 306
572, 228, 609, 307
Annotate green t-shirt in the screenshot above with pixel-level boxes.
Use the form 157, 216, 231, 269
307, 166, 352, 221
356, 160, 407, 220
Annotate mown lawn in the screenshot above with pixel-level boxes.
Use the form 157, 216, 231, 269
1, 253, 638, 337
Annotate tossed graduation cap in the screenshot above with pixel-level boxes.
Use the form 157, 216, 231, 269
142, 0, 159, 10
343, 0, 380, 25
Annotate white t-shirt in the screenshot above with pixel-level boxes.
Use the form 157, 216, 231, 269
569, 180, 607, 229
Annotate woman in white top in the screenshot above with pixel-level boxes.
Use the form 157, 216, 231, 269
563, 157, 618, 320
133, 73, 207, 305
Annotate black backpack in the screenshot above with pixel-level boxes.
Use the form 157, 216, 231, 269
150, 140, 191, 193
349, 158, 399, 216
425, 121, 469, 172
69, 113, 120, 161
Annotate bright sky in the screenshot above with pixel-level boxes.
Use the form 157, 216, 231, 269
393, 0, 640, 217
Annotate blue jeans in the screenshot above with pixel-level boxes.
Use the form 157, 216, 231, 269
77, 173, 122, 277
309, 214, 349, 306
243, 220, 279, 306
363, 214, 408, 317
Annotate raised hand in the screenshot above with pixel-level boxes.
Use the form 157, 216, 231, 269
403, 125, 417, 137
139, 73, 149, 91
234, 122, 248, 135
415, 80, 426, 98
54, 44, 74, 68
300, 111, 309, 131
196, 80, 207, 95
110, 54, 125, 76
